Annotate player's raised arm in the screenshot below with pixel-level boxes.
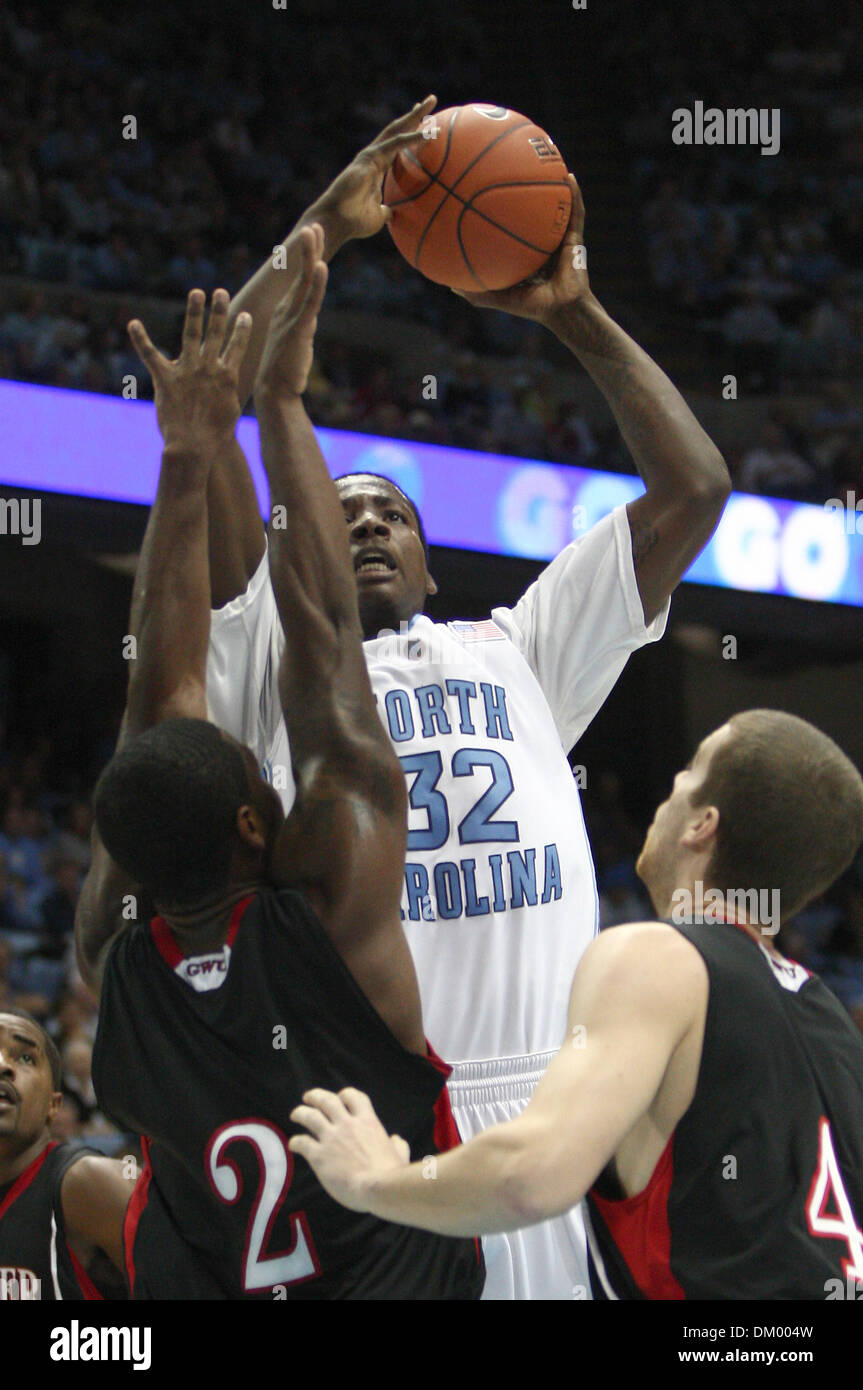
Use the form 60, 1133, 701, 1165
455, 175, 731, 625
252, 227, 419, 1043
75, 292, 253, 990
228, 96, 435, 409
207, 98, 436, 608
289, 924, 705, 1235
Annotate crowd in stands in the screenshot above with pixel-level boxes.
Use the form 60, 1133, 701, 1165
2, 2, 861, 508
0, 754, 126, 1154
618, 5, 863, 397
0, 4, 491, 325
3, 285, 862, 503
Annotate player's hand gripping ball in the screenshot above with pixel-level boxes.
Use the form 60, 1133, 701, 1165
383, 104, 572, 292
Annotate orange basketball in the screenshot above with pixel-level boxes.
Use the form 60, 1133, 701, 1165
382, 104, 572, 292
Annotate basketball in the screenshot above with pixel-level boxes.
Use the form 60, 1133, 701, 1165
382, 104, 572, 292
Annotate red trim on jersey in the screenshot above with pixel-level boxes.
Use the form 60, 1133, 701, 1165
149, 915, 183, 967
425, 1043, 482, 1267
589, 1133, 685, 1300
123, 1136, 152, 1297
425, 1040, 452, 1082
225, 894, 253, 946
0, 1141, 57, 1220
425, 1042, 461, 1155
68, 1245, 104, 1300
149, 894, 255, 964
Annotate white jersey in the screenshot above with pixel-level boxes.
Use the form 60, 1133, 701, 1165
206, 504, 668, 1063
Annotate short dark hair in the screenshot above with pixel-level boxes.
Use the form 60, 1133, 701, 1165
335, 472, 430, 567
93, 718, 250, 909
692, 710, 863, 923
0, 1008, 62, 1089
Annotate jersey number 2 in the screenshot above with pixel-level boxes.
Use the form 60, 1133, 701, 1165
206, 1119, 321, 1292
805, 1116, 863, 1280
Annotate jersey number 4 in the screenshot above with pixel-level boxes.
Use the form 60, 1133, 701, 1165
206, 1119, 321, 1293
805, 1116, 863, 1280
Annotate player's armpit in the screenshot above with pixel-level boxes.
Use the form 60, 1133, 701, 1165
505, 923, 708, 1221
61, 1155, 137, 1278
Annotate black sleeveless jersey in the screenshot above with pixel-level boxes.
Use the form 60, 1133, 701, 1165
92, 888, 484, 1300
0, 1142, 103, 1301
586, 920, 863, 1300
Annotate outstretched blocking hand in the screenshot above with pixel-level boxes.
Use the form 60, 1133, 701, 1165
256, 224, 328, 398
128, 289, 253, 454
453, 174, 591, 325
312, 95, 437, 245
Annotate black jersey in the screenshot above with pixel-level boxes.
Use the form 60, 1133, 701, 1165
0, 1142, 103, 1301
585, 920, 863, 1299
92, 887, 484, 1300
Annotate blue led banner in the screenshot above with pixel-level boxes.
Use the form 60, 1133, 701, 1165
2, 377, 862, 607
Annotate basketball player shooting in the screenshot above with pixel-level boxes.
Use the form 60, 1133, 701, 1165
73, 253, 482, 1299
291, 711, 863, 1300
202, 100, 731, 1300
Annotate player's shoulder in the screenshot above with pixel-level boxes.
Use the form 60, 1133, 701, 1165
584, 918, 709, 967
576, 921, 709, 1006
60, 1152, 133, 1242
28, 1139, 80, 1184
47, 1144, 104, 1207
243, 883, 325, 938
59, 1151, 114, 1200
101, 915, 154, 970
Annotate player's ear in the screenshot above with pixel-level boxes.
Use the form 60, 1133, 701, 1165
425, 571, 438, 598
236, 804, 267, 852
47, 1090, 62, 1126
682, 804, 719, 854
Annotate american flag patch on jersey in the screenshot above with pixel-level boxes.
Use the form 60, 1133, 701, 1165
447, 619, 507, 643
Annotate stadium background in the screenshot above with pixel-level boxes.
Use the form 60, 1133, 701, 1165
1, 0, 862, 1160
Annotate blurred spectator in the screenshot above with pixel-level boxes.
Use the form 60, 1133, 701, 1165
51, 1096, 83, 1144
0, 797, 45, 889
54, 981, 98, 1047
736, 419, 818, 498
807, 280, 858, 358
818, 882, 863, 1016
808, 381, 863, 474
721, 289, 783, 393
53, 799, 93, 871
0, 939, 15, 1009
61, 1035, 99, 1127
37, 854, 81, 960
